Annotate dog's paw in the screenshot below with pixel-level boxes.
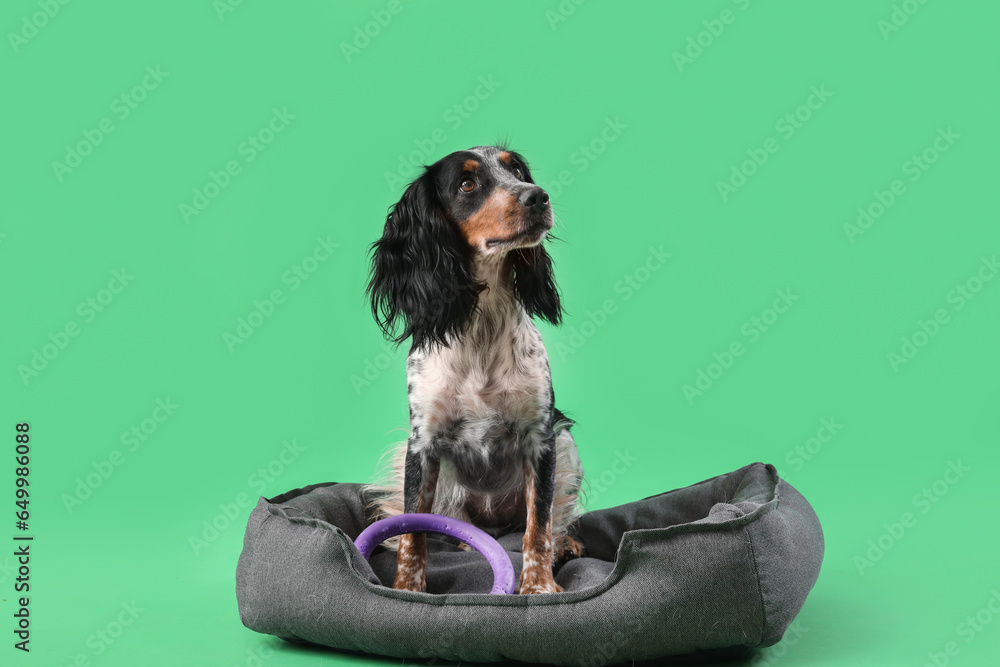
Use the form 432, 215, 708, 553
392, 582, 425, 593
518, 579, 564, 595
554, 535, 585, 564
518, 566, 563, 595
391, 578, 425, 593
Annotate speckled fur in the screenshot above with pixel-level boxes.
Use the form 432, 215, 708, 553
367, 255, 584, 542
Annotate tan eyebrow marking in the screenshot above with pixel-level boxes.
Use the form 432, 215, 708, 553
463, 159, 480, 172
498, 152, 511, 164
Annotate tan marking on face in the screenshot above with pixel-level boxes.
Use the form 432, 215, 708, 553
463, 159, 480, 172
498, 152, 511, 164
460, 189, 519, 249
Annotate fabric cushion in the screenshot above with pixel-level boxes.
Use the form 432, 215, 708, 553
236, 462, 823, 665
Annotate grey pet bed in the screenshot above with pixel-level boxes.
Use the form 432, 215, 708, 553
236, 462, 823, 665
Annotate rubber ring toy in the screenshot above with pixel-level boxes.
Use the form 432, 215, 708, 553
353, 512, 516, 595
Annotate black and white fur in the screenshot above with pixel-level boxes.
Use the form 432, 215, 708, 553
365, 145, 584, 594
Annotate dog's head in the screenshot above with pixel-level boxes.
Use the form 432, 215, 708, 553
368, 145, 561, 349
429, 145, 554, 253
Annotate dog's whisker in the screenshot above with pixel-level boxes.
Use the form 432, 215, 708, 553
551, 212, 568, 235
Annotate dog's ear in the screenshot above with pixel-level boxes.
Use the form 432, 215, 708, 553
367, 170, 480, 349
510, 244, 562, 326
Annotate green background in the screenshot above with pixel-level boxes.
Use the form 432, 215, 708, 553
2, 1, 998, 665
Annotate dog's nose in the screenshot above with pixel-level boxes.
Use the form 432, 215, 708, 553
518, 187, 550, 212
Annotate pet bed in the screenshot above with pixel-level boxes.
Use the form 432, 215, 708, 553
236, 462, 823, 664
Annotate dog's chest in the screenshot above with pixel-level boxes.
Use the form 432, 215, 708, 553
407, 317, 551, 463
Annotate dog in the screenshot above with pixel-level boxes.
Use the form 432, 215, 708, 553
365, 145, 584, 594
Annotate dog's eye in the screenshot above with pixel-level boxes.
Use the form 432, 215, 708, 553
513, 167, 523, 180
460, 179, 476, 192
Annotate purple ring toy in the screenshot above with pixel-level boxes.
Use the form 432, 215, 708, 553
353, 513, 516, 595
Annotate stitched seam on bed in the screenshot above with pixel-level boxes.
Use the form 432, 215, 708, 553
744, 468, 781, 648
252, 513, 273, 547
743, 523, 768, 648
237, 512, 274, 629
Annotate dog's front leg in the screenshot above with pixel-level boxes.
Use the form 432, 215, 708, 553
519, 440, 562, 594
392, 444, 439, 592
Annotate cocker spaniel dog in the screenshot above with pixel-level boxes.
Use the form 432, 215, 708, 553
366, 145, 584, 594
